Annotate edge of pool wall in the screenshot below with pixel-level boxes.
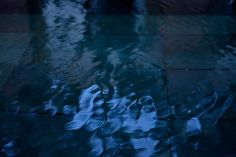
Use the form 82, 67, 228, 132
0, 0, 236, 15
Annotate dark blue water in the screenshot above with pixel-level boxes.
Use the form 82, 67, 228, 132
1, 0, 236, 157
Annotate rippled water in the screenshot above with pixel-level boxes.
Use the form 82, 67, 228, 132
1, 0, 236, 157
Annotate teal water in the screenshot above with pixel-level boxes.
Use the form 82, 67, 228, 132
1, 1, 236, 157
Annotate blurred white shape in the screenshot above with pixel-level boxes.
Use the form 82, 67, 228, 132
107, 98, 121, 110
1, 141, 19, 157
138, 95, 154, 106
63, 105, 76, 115
65, 111, 92, 130
123, 103, 157, 133
42, 0, 87, 79
94, 99, 104, 107
131, 137, 159, 157
79, 84, 100, 111
94, 108, 104, 115
102, 116, 122, 134
85, 118, 105, 132
44, 100, 58, 116
122, 113, 138, 133
186, 117, 201, 135
105, 137, 117, 149
137, 108, 157, 132
199, 93, 233, 124
65, 85, 101, 130
89, 135, 104, 156
107, 50, 121, 67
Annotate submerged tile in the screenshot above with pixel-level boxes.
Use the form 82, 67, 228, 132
0, 33, 32, 91
0, 33, 32, 64
159, 16, 236, 69
0, 63, 14, 91
167, 69, 236, 120
164, 34, 236, 69
0, 12, 235, 157
0, 15, 31, 33
158, 16, 236, 35
169, 119, 236, 157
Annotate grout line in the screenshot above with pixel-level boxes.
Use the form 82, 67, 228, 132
82, 33, 236, 36
2, 32, 236, 36
46, 32, 236, 36
158, 117, 236, 121
161, 38, 172, 156
0, 109, 73, 117
166, 67, 235, 71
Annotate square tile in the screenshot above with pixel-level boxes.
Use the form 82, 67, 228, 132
158, 16, 236, 36
0, 63, 14, 91
0, 33, 32, 91
0, 33, 32, 64
163, 34, 236, 69
167, 69, 236, 119
86, 15, 159, 35
169, 119, 236, 157
158, 15, 236, 69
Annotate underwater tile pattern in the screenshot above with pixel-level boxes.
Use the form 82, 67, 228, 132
0, 7, 236, 157
169, 119, 236, 157
167, 69, 236, 120
164, 34, 236, 69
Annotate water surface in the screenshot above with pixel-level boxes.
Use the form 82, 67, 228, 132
1, 0, 236, 157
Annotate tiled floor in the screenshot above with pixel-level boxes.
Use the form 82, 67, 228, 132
0, 14, 236, 157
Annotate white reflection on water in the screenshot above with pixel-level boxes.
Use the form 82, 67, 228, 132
1, 141, 20, 157
89, 134, 104, 156
65, 85, 100, 130
62, 82, 165, 156
186, 117, 201, 136
42, 0, 87, 81
131, 137, 159, 157
0, 0, 232, 156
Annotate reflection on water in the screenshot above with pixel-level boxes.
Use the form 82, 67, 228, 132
1, 0, 236, 157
